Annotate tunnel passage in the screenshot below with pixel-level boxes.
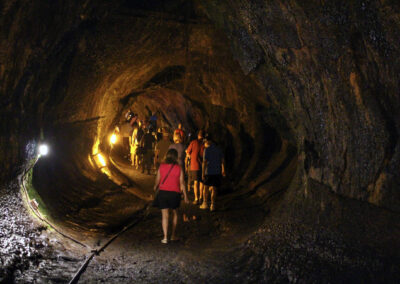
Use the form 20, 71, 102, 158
1, 0, 400, 282
25, 2, 298, 240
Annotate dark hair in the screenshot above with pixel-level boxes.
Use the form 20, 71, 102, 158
164, 149, 178, 164
205, 133, 213, 143
198, 130, 204, 138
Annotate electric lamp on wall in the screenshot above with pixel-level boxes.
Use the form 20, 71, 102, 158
38, 144, 49, 157
110, 134, 117, 145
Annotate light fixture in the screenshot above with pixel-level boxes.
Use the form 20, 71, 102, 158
38, 144, 49, 156
110, 134, 117, 144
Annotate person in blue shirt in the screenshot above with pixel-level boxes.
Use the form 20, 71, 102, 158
200, 135, 225, 211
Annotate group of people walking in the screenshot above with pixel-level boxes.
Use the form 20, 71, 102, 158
152, 126, 225, 244
119, 111, 225, 244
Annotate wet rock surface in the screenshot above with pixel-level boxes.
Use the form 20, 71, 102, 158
0, 182, 84, 283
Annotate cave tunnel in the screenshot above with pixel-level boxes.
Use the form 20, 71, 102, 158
0, 1, 399, 283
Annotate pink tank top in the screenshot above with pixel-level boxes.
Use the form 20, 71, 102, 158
159, 164, 181, 193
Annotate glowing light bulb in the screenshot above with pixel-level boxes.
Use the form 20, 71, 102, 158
97, 153, 106, 167
38, 144, 49, 156
110, 134, 117, 144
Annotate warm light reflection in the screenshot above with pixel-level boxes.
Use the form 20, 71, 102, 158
97, 153, 106, 167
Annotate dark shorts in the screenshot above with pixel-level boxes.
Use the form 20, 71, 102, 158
189, 170, 202, 182
153, 190, 181, 209
203, 175, 222, 187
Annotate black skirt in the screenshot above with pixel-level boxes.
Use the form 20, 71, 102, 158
153, 190, 181, 209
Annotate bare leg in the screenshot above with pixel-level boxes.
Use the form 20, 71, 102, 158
187, 174, 191, 193
193, 180, 199, 201
171, 209, 178, 240
210, 186, 216, 205
202, 185, 209, 205
199, 182, 203, 200
161, 209, 169, 241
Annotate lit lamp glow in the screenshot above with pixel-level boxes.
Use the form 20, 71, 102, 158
110, 134, 117, 144
38, 144, 49, 156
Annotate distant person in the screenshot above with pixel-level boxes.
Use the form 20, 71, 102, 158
120, 119, 133, 157
174, 123, 185, 144
135, 122, 145, 167
156, 128, 163, 141
140, 128, 156, 175
129, 113, 138, 126
149, 111, 157, 130
185, 130, 205, 204
130, 125, 138, 166
155, 128, 172, 168
124, 109, 133, 121
201, 135, 225, 211
153, 149, 189, 244
168, 133, 185, 170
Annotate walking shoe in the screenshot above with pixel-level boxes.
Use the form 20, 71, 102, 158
161, 238, 168, 244
199, 202, 208, 209
210, 203, 215, 212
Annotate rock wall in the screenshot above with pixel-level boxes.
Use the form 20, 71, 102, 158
201, 0, 400, 212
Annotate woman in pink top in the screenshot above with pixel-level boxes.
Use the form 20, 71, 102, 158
153, 149, 188, 244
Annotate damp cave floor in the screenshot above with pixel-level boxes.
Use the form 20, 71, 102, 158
75, 156, 266, 283
11, 155, 266, 283
2, 161, 399, 283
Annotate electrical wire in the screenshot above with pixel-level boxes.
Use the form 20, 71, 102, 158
22, 152, 151, 283
68, 206, 149, 284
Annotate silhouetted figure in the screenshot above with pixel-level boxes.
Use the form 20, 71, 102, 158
153, 149, 189, 244
140, 128, 155, 175
120, 119, 133, 158
201, 135, 225, 211
135, 122, 145, 169
149, 111, 157, 130
155, 128, 172, 168
168, 133, 185, 170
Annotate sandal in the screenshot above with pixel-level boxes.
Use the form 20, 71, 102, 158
161, 238, 168, 244
170, 237, 180, 242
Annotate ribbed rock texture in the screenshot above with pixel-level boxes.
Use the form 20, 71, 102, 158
201, 0, 400, 212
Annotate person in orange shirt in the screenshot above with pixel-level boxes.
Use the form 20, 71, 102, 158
185, 130, 205, 204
